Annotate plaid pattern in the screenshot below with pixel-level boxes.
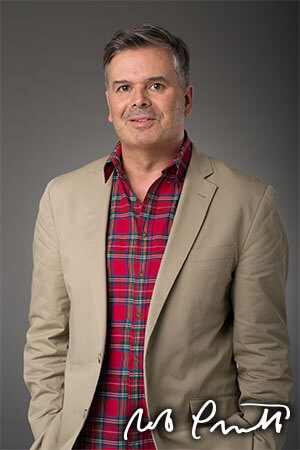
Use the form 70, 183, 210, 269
73, 133, 192, 449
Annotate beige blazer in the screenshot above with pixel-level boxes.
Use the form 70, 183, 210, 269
23, 144, 293, 450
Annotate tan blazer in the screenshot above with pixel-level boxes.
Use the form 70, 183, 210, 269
24, 144, 293, 450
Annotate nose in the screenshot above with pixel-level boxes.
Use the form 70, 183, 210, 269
131, 86, 151, 108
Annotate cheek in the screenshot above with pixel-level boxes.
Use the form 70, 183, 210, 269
152, 99, 174, 119
109, 98, 127, 120
164, 94, 185, 115
167, 100, 186, 124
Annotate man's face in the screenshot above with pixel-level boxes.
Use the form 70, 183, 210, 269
105, 46, 193, 151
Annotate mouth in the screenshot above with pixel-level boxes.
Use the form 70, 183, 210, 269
129, 117, 155, 127
130, 117, 154, 122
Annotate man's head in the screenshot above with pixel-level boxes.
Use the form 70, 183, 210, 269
103, 24, 193, 153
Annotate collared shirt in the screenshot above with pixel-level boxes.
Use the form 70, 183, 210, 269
73, 132, 192, 449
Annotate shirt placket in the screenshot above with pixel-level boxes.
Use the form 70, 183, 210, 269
126, 180, 161, 447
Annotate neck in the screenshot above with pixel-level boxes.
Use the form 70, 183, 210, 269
121, 135, 184, 176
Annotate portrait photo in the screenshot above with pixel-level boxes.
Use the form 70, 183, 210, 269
1, 1, 299, 449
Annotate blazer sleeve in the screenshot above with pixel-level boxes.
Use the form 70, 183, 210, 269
231, 184, 294, 449
23, 180, 70, 441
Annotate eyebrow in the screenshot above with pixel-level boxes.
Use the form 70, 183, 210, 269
112, 76, 170, 89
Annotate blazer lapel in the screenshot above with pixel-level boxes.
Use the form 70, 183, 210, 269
144, 145, 218, 350
82, 159, 112, 344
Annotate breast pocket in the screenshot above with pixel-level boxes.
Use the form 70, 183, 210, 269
188, 244, 236, 268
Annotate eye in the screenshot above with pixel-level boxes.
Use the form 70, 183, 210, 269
117, 85, 130, 92
150, 83, 164, 91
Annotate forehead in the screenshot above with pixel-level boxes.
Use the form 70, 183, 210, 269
107, 46, 177, 82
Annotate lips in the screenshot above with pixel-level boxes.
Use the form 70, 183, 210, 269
128, 117, 156, 128
129, 117, 154, 122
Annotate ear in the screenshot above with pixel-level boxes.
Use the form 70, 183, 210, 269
105, 90, 113, 123
184, 84, 194, 117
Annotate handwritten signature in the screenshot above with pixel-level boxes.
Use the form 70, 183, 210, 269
123, 401, 290, 440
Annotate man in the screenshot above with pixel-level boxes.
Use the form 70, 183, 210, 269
24, 24, 293, 450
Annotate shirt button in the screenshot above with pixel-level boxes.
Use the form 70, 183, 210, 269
134, 355, 139, 363
139, 272, 144, 277
136, 312, 142, 320
166, 179, 171, 184
142, 232, 147, 238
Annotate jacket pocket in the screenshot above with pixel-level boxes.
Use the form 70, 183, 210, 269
189, 393, 239, 424
188, 244, 235, 263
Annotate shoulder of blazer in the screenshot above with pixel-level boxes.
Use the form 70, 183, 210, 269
191, 143, 271, 204
43, 155, 108, 200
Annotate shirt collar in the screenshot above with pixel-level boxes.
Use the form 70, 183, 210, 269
104, 130, 192, 183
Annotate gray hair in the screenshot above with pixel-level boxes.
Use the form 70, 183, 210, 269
103, 23, 190, 91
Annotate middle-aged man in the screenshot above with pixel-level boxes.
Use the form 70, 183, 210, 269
24, 24, 293, 450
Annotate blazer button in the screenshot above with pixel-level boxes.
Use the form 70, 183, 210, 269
98, 352, 102, 364
83, 408, 88, 418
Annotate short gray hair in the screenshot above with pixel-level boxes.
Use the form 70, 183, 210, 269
103, 23, 190, 91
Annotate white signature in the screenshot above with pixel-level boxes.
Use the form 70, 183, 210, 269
123, 401, 290, 440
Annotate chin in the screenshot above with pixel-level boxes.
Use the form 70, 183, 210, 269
130, 137, 160, 147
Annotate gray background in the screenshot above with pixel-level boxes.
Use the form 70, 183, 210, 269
1, 1, 299, 449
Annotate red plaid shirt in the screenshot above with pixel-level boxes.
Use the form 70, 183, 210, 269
73, 133, 192, 449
